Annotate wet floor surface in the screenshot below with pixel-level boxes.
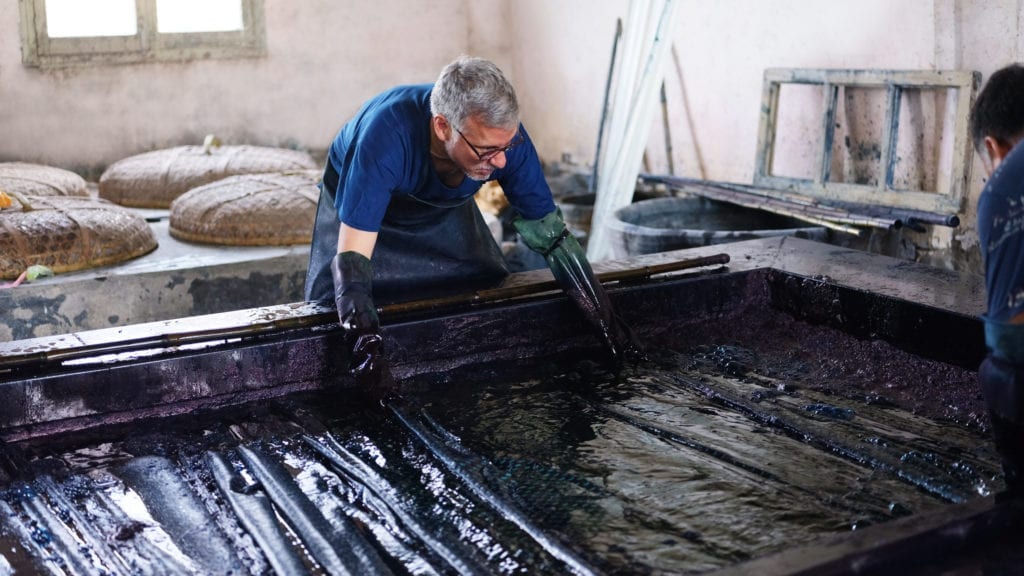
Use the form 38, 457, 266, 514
0, 307, 1013, 575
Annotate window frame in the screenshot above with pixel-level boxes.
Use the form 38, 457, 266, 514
19, 0, 266, 68
753, 68, 980, 215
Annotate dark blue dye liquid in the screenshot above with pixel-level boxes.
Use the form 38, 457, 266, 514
0, 337, 1000, 575
397, 346, 996, 574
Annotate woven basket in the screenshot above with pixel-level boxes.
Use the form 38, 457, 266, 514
99, 145, 318, 208
170, 171, 321, 246
0, 195, 157, 280
0, 162, 89, 197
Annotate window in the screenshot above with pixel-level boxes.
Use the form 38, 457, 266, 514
19, 0, 265, 67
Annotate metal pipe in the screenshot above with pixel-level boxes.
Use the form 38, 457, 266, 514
388, 400, 598, 576
237, 444, 393, 576
37, 476, 135, 575
303, 433, 487, 575
18, 482, 103, 575
383, 253, 730, 316
206, 452, 310, 576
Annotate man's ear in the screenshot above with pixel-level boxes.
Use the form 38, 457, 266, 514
432, 115, 452, 142
985, 136, 1015, 165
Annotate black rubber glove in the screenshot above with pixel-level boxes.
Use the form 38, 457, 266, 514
513, 210, 643, 364
331, 251, 394, 392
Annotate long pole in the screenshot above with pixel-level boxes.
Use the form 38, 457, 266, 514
660, 81, 675, 175
589, 0, 680, 261
590, 18, 623, 194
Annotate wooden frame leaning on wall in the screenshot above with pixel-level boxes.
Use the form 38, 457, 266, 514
754, 68, 981, 216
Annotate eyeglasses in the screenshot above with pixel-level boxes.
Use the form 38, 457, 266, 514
454, 126, 525, 161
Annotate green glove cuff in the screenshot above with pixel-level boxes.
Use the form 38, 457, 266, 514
511, 209, 569, 255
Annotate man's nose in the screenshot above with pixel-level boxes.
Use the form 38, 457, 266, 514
488, 151, 507, 169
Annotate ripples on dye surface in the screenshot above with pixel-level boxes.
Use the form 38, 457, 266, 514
411, 344, 996, 574
0, 330, 998, 575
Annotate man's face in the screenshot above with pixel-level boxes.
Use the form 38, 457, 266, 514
442, 115, 518, 182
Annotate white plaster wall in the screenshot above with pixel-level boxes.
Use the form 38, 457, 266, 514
508, 0, 940, 181
0, 0, 470, 172
3, 0, 1024, 272
947, 0, 1024, 271
506, 0, 1024, 272
0, 0, 981, 183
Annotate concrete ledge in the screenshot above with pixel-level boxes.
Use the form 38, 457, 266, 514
0, 219, 310, 340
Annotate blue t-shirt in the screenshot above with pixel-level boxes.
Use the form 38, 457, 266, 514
978, 142, 1024, 321
327, 84, 555, 232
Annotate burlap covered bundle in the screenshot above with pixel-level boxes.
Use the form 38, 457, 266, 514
170, 171, 320, 246
0, 162, 89, 197
99, 145, 318, 208
474, 180, 509, 215
0, 195, 157, 279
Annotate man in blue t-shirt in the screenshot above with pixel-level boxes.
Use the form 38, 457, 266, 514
305, 56, 639, 388
971, 63, 1024, 498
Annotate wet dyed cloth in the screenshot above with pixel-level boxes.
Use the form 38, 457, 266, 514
304, 84, 555, 303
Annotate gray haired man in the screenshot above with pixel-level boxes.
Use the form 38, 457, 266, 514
305, 56, 640, 388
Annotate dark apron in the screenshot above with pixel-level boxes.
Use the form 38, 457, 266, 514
304, 161, 509, 305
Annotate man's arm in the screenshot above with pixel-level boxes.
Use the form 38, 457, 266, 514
338, 223, 378, 259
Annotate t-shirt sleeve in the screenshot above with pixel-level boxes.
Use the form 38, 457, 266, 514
498, 126, 557, 221
335, 120, 405, 233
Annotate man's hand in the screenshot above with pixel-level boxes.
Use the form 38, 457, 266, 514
332, 251, 394, 392
332, 251, 378, 333
601, 313, 646, 366
350, 333, 397, 401
513, 210, 645, 366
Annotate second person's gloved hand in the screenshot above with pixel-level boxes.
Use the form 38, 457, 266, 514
331, 251, 395, 392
